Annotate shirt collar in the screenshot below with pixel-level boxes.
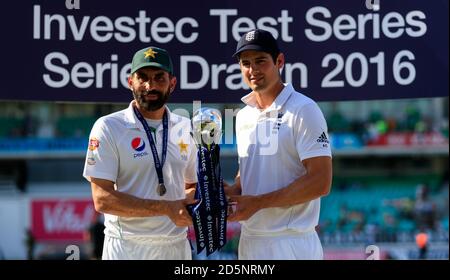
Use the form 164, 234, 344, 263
124, 100, 178, 130
241, 83, 294, 112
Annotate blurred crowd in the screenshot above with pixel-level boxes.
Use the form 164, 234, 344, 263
327, 106, 449, 143
1, 102, 448, 141
319, 178, 449, 245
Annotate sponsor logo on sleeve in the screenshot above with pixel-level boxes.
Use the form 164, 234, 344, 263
317, 132, 329, 147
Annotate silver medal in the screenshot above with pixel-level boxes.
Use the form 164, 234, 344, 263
157, 183, 167, 196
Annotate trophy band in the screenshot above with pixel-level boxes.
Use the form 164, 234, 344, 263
188, 108, 228, 256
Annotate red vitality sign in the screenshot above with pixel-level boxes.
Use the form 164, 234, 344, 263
31, 199, 96, 241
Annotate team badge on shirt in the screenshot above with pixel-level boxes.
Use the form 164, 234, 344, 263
88, 138, 99, 151
178, 139, 188, 161
87, 138, 99, 165
272, 112, 284, 132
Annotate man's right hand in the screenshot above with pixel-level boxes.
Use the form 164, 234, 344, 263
224, 181, 241, 196
166, 198, 197, 227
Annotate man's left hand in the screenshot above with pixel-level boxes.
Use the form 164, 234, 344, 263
227, 195, 261, 222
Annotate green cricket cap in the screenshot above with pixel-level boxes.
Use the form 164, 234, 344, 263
130, 47, 173, 75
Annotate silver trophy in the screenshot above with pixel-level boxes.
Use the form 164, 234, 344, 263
192, 108, 222, 146
189, 107, 227, 255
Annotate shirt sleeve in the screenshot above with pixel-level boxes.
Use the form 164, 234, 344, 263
82, 117, 119, 183
295, 103, 332, 161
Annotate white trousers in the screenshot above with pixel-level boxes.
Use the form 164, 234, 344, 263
102, 234, 192, 260
238, 230, 323, 260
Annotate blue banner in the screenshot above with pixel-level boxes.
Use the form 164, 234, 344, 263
0, 0, 448, 103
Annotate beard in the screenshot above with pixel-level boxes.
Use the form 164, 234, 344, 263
132, 87, 171, 112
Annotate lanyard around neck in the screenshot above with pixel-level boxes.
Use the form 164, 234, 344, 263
133, 106, 168, 185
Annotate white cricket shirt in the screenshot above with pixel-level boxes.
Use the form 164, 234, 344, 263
236, 83, 332, 235
83, 101, 197, 238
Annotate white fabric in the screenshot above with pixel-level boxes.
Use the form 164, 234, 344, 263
83, 101, 197, 238
238, 229, 323, 260
236, 83, 332, 234
145, 118, 162, 130
102, 233, 192, 260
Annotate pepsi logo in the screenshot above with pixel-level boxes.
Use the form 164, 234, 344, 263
131, 137, 146, 152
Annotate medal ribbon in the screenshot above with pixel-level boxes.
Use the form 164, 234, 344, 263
133, 106, 168, 190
